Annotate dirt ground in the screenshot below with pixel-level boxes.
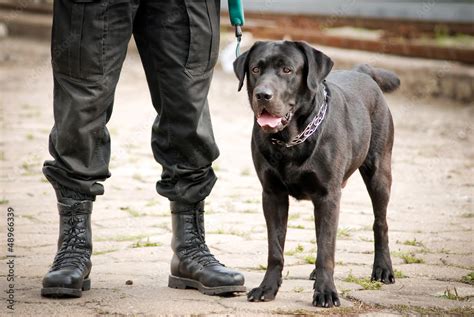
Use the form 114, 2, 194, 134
0, 37, 473, 316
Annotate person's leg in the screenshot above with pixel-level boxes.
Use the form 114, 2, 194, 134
134, 0, 220, 204
43, 0, 140, 201
41, 0, 139, 298
133, 0, 245, 294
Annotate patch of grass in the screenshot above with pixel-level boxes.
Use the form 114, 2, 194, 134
461, 272, 474, 285
0, 199, 9, 205
230, 229, 251, 239
441, 287, 459, 300
21, 161, 36, 173
132, 173, 147, 183
149, 211, 169, 217
359, 237, 373, 242
240, 167, 251, 176
433, 31, 474, 47
401, 238, 424, 247
273, 309, 310, 315
288, 224, 305, 229
439, 286, 471, 301
340, 288, 351, 297
93, 248, 119, 256
98, 233, 149, 242
145, 199, 159, 207
22, 103, 33, 109
20, 214, 40, 221
25, 133, 34, 140
343, 271, 382, 290
20, 110, 42, 118
392, 251, 424, 264
292, 286, 304, 293
304, 255, 316, 265
285, 244, 305, 256
120, 206, 142, 217
40, 177, 49, 183
131, 238, 162, 248
400, 253, 424, 264
337, 227, 352, 239
461, 212, 474, 218
391, 304, 474, 315
209, 228, 226, 234
288, 213, 300, 221
208, 228, 250, 239
394, 269, 407, 279
243, 198, 259, 204
257, 264, 267, 271
0, 151, 4, 161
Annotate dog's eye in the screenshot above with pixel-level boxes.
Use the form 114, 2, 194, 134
282, 66, 292, 74
251, 67, 260, 74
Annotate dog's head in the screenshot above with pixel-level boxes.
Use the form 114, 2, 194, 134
234, 41, 333, 133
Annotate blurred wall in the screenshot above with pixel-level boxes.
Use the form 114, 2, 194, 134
222, 0, 474, 23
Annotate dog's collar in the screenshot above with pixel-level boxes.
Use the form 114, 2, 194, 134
271, 83, 329, 148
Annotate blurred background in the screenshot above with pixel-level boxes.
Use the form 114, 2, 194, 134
0, 0, 473, 315
1, 0, 473, 100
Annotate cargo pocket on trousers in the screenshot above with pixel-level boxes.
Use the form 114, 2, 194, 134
51, 0, 107, 80
183, 0, 220, 78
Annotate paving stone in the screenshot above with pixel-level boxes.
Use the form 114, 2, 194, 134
0, 37, 472, 316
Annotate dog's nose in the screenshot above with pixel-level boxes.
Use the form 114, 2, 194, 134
255, 87, 273, 101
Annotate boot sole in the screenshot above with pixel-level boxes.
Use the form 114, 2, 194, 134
41, 278, 91, 298
168, 275, 246, 295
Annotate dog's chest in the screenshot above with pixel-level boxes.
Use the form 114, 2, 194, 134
279, 167, 324, 200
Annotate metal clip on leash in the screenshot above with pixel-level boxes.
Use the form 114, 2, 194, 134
228, 0, 245, 57
235, 25, 242, 57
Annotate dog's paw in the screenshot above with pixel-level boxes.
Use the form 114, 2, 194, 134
371, 264, 395, 284
247, 285, 279, 302
309, 268, 317, 280
312, 288, 340, 308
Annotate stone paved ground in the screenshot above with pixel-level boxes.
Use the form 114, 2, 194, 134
0, 37, 473, 316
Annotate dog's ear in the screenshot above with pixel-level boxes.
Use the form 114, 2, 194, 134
233, 41, 264, 92
294, 41, 333, 92
233, 49, 250, 92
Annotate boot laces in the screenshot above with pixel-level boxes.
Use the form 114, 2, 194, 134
183, 211, 221, 267
51, 211, 90, 271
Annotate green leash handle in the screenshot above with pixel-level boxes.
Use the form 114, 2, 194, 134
228, 0, 244, 57
228, 0, 245, 27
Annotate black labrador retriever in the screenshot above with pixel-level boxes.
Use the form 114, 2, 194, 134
233, 41, 400, 307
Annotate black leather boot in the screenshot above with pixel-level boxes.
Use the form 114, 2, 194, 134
41, 200, 93, 298
168, 201, 246, 295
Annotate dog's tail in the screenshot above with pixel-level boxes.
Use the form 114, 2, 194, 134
353, 64, 400, 93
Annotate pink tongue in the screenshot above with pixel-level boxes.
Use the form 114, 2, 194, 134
257, 113, 282, 128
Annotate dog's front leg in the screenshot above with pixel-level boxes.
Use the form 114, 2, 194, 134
312, 190, 341, 307
248, 190, 289, 302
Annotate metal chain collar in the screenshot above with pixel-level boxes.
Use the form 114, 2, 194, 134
271, 84, 329, 148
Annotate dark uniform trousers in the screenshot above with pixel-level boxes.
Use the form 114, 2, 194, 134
43, 0, 221, 204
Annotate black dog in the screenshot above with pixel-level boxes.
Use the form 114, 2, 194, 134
233, 41, 400, 307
